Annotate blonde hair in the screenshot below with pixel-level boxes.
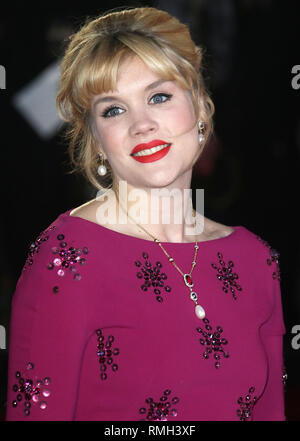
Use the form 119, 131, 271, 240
56, 7, 215, 191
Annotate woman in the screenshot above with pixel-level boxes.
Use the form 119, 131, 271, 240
6, 7, 286, 421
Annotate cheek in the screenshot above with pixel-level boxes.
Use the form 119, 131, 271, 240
94, 121, 123, 157
168, 98, 196, 136
168, 111, 197, 144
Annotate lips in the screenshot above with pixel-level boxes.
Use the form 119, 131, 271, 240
130, 139, 172, 163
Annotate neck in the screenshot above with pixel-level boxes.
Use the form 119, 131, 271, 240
111, 175, 200, 243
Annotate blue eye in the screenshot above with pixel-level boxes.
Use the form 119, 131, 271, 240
101, 93, 172, 118
101, 106, 124, 118
150, 93, 172, 104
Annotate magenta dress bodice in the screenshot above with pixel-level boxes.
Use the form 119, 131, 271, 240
6, 208, 286, 421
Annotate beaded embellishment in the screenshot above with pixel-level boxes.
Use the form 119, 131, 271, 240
23, 226, 57, 271
47, 233, 89, 294
256, 236, 280, 281
139, 389, 179, 421
196, 317, 229, 369
211, 252, 242, 300
96, 329, 120, 380
135, 252, 171, 302
237, 386, 257, 421
11, 362, 51, 416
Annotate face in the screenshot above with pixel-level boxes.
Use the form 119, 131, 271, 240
91, 56, 200, 191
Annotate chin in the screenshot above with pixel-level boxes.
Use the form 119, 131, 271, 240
140, 170, 188, 190
117, 162, 191, 190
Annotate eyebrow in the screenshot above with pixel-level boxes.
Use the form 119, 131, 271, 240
93, 79, 172, 108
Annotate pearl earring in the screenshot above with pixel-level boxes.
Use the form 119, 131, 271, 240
198, 121, 205, 143
97, 151, 107, 176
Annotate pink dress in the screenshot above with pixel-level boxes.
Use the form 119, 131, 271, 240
6, 208, 286, 421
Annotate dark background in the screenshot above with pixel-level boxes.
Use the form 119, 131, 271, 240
0, 0, 299, 421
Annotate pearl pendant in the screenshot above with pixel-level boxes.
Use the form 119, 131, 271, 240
195, 304, 206, 320
199, 133, 205, 143
183, 274, 205, 319
97, 165, 107, 176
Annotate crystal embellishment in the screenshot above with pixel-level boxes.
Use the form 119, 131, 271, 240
237, 386, 257, 421
196, 317, 229, 368
256, 235, 281, 281
211, 252, 242, 300
23, 226, 57, 271
12, 362, 51, 416
96, 329, 120, 380
135, 252, 171, 302
47, 233, 89, 292
139, 389, 179, 421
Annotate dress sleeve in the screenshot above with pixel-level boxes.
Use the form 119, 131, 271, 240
6, 227, 89, 421
253, 263, 286, 421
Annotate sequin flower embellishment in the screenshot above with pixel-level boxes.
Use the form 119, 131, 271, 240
211, 252, 242, 300
196, 317, 229, 369
256, 236, 281, 281
11, 362, 51, 416
139, 389, 179, 421
23, 226, 57, 270
47, 233, 89, 293
96, 329, 120, 380
237, 386, 257, 421
135, 252, 171, 302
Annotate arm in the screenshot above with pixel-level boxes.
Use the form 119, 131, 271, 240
6, 229, 88, 421
253, 275, 286, 421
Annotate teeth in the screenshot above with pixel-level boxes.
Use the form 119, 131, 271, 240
133, 144, 170, 157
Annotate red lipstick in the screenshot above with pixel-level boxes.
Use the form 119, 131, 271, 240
130, 139, 172, 163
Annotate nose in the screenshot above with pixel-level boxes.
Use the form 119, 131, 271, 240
129, 110, 159, 138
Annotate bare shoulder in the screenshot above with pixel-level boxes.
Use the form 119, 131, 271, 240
69, 198, 99, 223
69, 197, 150, 239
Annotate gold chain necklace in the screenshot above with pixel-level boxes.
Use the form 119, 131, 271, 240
115, 192, 206, 320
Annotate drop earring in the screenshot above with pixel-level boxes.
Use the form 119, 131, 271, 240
198, 121, 205, 143
97, 151, 107, 176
